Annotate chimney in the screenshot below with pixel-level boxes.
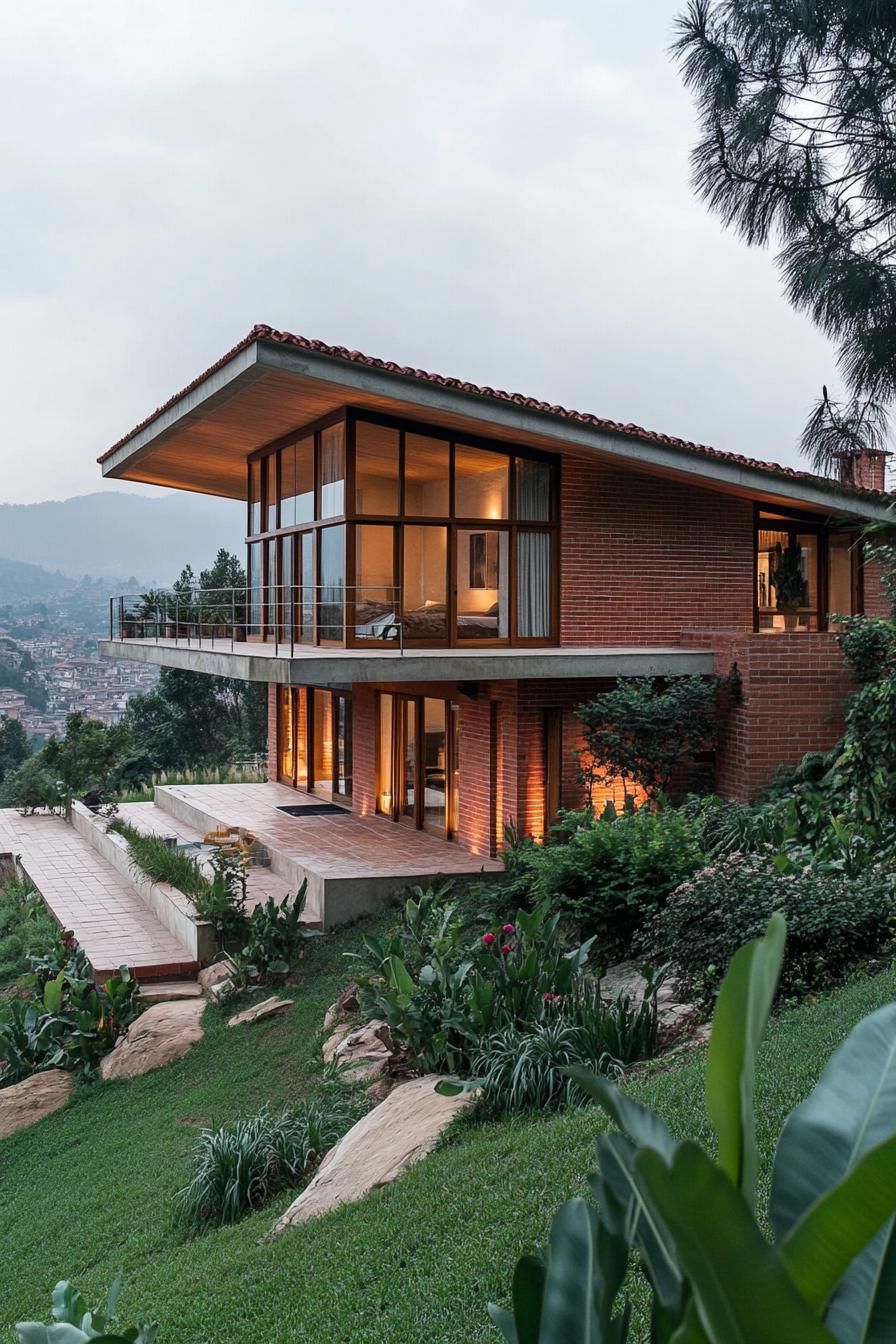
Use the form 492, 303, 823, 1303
836, 449, 889, 493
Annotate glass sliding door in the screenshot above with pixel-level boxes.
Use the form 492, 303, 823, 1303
247, 543, 262, 637
377, 692, 457, 838
277, 687, 309, 789
312, 689, 334, 799
403, 526, 447, 640
400, 698, 417, 821
279, 687, 294, 782
422, 698, 447, 833
334, 693, 352, 799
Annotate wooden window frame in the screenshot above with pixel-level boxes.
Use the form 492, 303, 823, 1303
246, 406, 560, 649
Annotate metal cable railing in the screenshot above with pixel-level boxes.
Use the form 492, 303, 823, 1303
109, 585, 404, 655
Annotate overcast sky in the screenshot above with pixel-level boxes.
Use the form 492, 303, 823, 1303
0, 1, 839, 505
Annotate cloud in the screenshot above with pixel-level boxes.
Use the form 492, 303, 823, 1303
0, 0, 838, 503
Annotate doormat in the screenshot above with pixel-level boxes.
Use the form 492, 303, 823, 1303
276, 803, 349, 818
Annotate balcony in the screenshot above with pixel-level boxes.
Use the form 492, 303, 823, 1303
100, 585, 715, 686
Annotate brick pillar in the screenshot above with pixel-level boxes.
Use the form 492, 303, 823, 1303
267, 683, 279, 782
351, 684, 376, 817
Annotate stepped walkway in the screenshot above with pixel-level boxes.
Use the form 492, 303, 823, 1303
0, 810, 198, 980
114, 802, 294, 913
155, 781, 503, 928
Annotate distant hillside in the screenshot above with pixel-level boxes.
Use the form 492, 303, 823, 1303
0, 555, 71, 601
0, 492, 244, 585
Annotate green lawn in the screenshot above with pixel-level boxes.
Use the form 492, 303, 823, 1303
1, 920, 894, 1344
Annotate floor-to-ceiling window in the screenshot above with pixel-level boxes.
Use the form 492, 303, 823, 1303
376, 691, 458, 837
247, 410, 559, 648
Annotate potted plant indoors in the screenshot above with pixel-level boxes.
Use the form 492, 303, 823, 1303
769, 538, 808, 630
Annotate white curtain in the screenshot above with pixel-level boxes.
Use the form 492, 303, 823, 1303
517, 531, 551, 637
515, 459, 552, 521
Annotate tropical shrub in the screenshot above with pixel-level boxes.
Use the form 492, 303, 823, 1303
175, 1091, 366, 1232
498, 807, 706, 960
575, 670, 739, 803
681, 787, 894, 878
0, 872, 59, 989
0, 937, 141, 1086
352, 887, 662, 1098
16, 1277, 158, 1343
471, 1020, 623, 1116
489, 916, 896, 1343
643, 851, 896, 998
239, 882, 321, 980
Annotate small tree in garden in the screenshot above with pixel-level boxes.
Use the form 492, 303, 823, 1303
576, 672, 738, 804
489, 915, 896, 1342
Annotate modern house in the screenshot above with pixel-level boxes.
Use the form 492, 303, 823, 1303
98, 324, 892, 883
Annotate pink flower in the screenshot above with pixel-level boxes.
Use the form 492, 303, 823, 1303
502, 923, 515, 933
500, 945, 512, 955
482, 932, 496, 946
543, 992, 557, 1003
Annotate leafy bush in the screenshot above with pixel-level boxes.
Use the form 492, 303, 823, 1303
643, 851, 896, 998
500, 807, 706, 961
0, 872, 59, 989
489, 917, 896, 1343
240, 882, 320, 979
0, 937, 141, 1086
680, 787, 893, 878
175, 1092, 365, 1232
575, 670, 739, 802
190, 851, 250, 945
352, 887, 662, 1100
0, 756, 65, 813
16, 1278, 159, 1343
471, 1020, 623, 1116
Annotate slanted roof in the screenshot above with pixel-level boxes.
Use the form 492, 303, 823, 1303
98, 324, 894, 521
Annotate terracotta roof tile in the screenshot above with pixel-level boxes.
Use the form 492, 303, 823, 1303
98, 323, 890, 504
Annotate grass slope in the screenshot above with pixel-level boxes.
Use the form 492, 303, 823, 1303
1, 920, 894, 1344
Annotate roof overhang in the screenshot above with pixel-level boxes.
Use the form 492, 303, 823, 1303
100, 333, 894, 523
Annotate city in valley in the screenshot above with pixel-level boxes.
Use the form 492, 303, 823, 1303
0, 582, 157, 741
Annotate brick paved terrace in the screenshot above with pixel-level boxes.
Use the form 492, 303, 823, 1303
0, 810, 198, 980
154, 781, 504, 928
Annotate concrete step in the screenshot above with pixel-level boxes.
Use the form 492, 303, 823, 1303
138, 981, 203, 1003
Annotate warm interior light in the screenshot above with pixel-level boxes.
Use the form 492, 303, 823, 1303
380, 791, 393, 813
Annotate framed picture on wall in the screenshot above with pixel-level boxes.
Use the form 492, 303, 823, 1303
469, 532, 499, 588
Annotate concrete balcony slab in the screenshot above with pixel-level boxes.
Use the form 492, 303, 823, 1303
99, 637, 715, 686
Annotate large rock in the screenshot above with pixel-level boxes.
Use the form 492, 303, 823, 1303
0, 1069, 73, 1139
198, 961, 233, 994
323, 982, 360, 1032
100, 999, 205, 1081
271, 1074, 477, 1233
601, 963, 698, 1036
227, 996, 292, 1028
324, 1020, 393, 1083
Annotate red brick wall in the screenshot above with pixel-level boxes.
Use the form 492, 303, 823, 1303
559, 457, 755, 645
863, 555, 890, 618
681, 632, 853, 800
266, 683, 278, 781
351, 683, 377, 817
